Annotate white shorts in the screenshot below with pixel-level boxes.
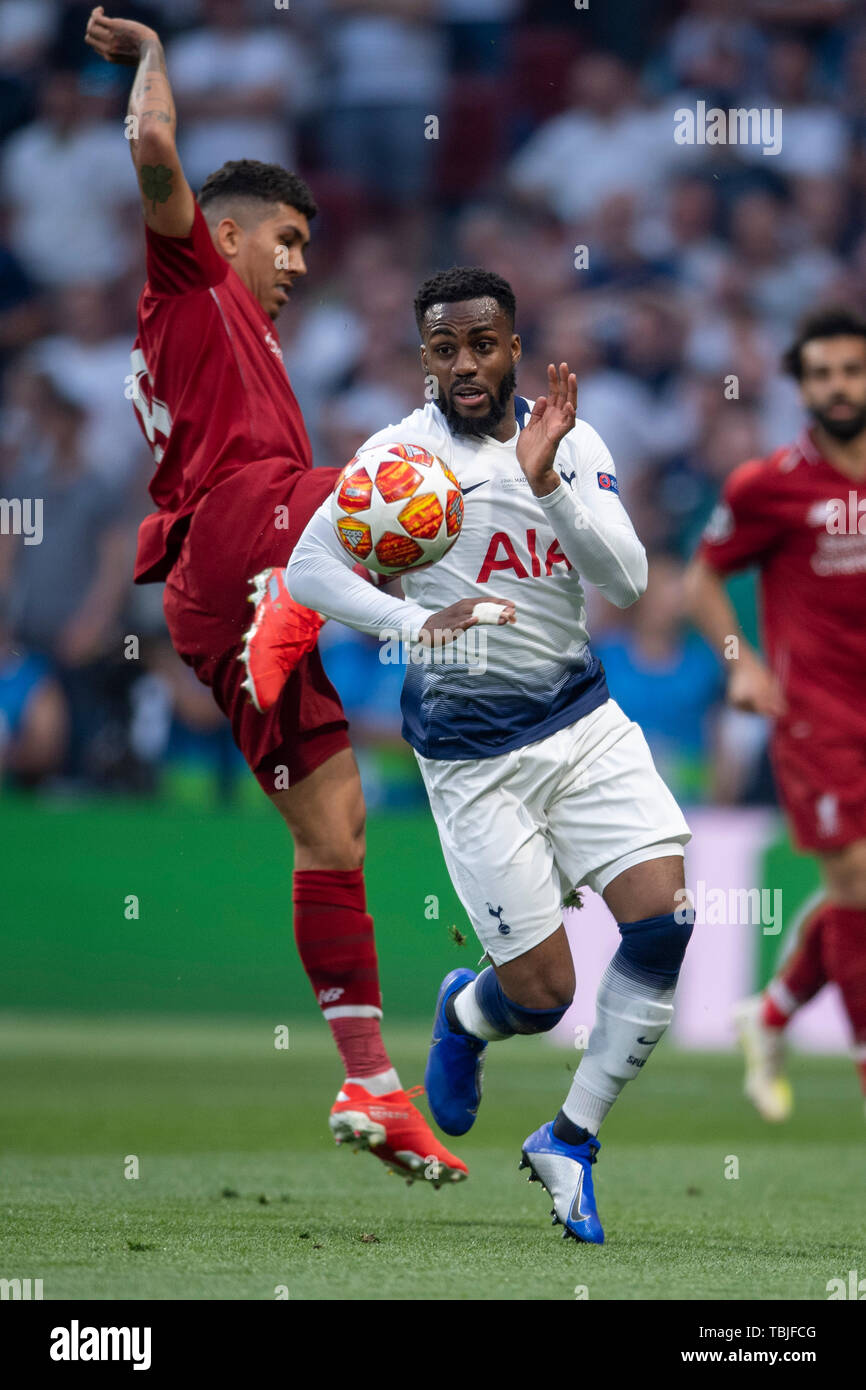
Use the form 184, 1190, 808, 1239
415, 698, 691, 964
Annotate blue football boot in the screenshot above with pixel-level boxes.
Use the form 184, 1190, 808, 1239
520, 1121, 605, 1244
425, 969, 487, 1136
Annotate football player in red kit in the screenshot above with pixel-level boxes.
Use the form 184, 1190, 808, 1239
85, 7, 467, 1182
685, 309, 866, 1120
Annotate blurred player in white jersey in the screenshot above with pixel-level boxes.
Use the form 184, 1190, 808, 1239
287, 268, 694, 1243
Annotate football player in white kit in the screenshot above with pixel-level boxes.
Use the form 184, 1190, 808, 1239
287, 268, 694, 1243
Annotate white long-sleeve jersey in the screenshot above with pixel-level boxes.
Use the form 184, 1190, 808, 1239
287, 395, 647, 761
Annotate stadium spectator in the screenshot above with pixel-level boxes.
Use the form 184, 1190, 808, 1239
641, 175, 728, 301
318, 0, 447, 200
725, 189, 842, 336
32, 280, 148, 482
0, 372, 134, 777
0, 65, 136, 285
743, 35, 850, 179
508, 52, 674, 223
0, 0, 52, 140
165, 0, 314, 190
0, 594, 67, 786
440, 0, 518, 74
0, 211, 42, 391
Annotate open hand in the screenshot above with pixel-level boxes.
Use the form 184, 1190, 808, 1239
516, 362, 577, 496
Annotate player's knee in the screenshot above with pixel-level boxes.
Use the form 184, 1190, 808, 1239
287, 822, 366, 871
617, 909, 695, 982
533, 964, 576, 1013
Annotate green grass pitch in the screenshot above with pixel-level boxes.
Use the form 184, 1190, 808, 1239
2, 1014, 863, 1301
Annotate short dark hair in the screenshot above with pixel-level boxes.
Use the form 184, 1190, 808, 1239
414, 266, 516, 333
197, 159, 317, 223
783, 308, 866, 379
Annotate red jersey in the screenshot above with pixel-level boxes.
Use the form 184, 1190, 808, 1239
130, 202, 312, 583
698, 429, 866, 740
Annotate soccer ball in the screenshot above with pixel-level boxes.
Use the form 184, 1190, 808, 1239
331, 442, 464, 575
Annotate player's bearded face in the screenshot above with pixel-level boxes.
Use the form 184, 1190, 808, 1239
439, 366, 517, 439
423, 301, 519, 439
808, 396, 866, 441
801, 339, 866, 441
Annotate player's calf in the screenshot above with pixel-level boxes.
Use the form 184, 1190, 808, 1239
561, 896, 694, 1136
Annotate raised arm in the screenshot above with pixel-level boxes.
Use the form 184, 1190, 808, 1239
84, 7, 194, 237
517, 364, 648, 608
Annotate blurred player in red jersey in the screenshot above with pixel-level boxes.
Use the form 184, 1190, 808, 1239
685, 309, 866, 1121
84, 7, 469, 1183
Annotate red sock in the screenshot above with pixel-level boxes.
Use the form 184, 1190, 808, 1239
292, 868, 392, 1079
820, 905, 866, 1095
761, 996, 790, 1029
765, 901, 833, 1026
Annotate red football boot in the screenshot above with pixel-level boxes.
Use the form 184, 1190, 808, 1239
329, 1083, 469, 1187
239, 567, 326, 712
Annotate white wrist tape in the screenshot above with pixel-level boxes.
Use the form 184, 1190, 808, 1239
471, 602, 509, 625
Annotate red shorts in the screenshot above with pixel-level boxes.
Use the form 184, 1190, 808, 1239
771, 728, 866, 853
162, 461, 350, 790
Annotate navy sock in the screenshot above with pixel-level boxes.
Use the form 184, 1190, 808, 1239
552, 1109, 592, 1145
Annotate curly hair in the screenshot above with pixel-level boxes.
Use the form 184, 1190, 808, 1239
414, 266, 516, 332
783, 307, 866, 379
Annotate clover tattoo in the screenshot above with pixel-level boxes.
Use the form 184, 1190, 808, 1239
140, 164, 173, 211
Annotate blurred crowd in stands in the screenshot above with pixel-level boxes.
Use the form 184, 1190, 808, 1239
0, 0, 859, 805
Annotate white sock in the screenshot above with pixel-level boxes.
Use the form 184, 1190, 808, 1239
345, 1067, 401, 1095
563, 952, 676, 1133
453, 972, 510, 1041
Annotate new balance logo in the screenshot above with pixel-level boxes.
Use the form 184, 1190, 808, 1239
317, 987, 345, 1004
486, 902, 511, 936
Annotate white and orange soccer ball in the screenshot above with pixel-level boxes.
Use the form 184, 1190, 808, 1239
330, 443, 464, 576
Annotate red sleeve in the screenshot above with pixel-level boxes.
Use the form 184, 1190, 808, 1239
698, 458, 784, 575
144, 200, 228, 297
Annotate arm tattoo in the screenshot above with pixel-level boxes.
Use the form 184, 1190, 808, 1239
140, 164, 174, 211
140, 109, 172, 123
